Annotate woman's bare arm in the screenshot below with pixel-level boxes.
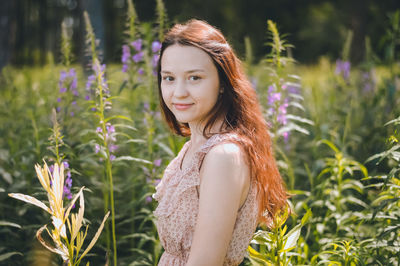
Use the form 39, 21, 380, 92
186, 142, 250, 266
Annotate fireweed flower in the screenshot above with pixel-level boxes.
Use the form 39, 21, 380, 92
152, 54, 160, 68
361, 70, 375, 93
57, 68, 79, 117
335, 59, 351, 80
93, 62, 109, 95
267, 83, 292, 141
131, 39, 142, 52
154, 158, 162, 167
95, 144, 100, 154
121, 45, 131, 73
132, 51, 144, 63
94, 122, 118, 161
151, 41, 161, 53
86, 75, 96, 91
121, 45, 131, 63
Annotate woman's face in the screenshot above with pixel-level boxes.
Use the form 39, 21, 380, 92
160, 44, 220, 128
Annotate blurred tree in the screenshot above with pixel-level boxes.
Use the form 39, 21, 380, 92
2, 0, 400, 67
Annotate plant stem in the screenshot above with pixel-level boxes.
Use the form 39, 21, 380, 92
97, 70, 118, 265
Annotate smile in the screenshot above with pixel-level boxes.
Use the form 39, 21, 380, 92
173, 103, 193, 110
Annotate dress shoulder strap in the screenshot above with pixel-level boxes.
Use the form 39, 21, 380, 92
193, 132, 244, 172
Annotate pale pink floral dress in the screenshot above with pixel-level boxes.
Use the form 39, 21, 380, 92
153, 132, 259, 266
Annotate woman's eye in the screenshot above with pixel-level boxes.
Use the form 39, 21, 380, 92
162, 76, 174, 82
189, 75, 201, 81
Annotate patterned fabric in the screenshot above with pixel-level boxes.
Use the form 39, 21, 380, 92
153, 132, 259, 266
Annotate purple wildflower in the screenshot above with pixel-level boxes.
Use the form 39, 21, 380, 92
92, 61, 109, 96
144, 102, 150, 111
152, 41, 162, 53
154, 158, 162, 167
268, 85, 275, 94
85, 95, 90, 101
132, 51, 144, 63
335, 59, 351, 80
59, 71, 68, 82
277, 114, 287, 125
49, 165, 54, 174
131, 39, 142, 52
69, 68, 76, 77
145, 196, 152, 203
93, 62, 106, 74
362, 71, 375, 93
138, 68, 144, 75
65, 176, 72, 187
72, 101, 77, 105
122, 64, 128, 73
57, 97, 62, 103
154, 179, 161, 186
63, 169, 73, 200
56, 107, 61, 112
72, 90, 79, 96
86, 75, 96, 90
59, 87, 67, 93
283, 131, 290, 142
106, 124, 115, 134
70, 112, 74, 117
287, 85, 300, 94
121, 45, 131, 63
110, 154, 116, 161
152, 54, 160, 68
70, 77, 77, 90
63, 161, 69, 169
95, 144, 100, 154
109, 144, 118, 153
268, 92, 281, 106
96, 127, 102, 133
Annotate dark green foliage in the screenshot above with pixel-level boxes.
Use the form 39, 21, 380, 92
1, 2, 400, 265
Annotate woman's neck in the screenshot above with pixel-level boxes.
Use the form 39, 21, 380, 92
188, 118, 226, 148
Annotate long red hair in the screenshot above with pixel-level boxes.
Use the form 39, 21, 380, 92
156, 19, 288, 226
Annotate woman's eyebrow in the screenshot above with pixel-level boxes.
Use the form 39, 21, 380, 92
160, 69, 205, 74
186, 69, 205, 74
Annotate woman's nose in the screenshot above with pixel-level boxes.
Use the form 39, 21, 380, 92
173, 80, 189, 98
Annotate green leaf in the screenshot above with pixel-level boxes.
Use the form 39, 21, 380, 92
285, 114, 314, 125
0, 252, 23, 261
277, 123, 310, 135
384, 116, 400, 126
113, 124, 137, 131
343, 196, 368, 208
283, 224, 302, 251
0, 221, 21, 228
247, 246, 268, 264
288, 101, 305, 111
301, 208, 312, 225
105, 115, 132, 123
113, 156, 152, 164
317, 139, 340, 153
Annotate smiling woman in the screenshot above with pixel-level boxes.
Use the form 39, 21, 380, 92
153, 19, 288, 266
160, 44, 221, 131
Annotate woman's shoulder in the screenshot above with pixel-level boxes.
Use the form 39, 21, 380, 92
201, 133, 250, 182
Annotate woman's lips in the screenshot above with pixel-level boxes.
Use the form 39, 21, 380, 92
173, 103, 193, 110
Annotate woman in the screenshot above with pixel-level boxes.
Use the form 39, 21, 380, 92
153, 19, 288, 265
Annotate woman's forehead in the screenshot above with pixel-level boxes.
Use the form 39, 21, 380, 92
161, 44, 214, 73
